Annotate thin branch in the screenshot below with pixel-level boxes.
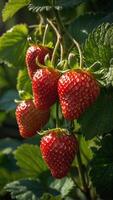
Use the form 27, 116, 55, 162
53, 10, 83, 68
77, 148, 87, 191
70, 175, 84, 193
60, 43, 64, 62
47, 18, 61, 66
56, 101, 60, 128
47, 18, 60, 38
42, 24, 49, 45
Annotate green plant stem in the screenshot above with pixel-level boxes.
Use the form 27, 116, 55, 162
42, 24, 49, 45
67, 35, 83, 69
69, 174, 84, 193
77, 149, 87, 190
60, 43, 64, 62
56, 101, 60, 128
47, 18, 61, 66
53, 9, 83, 68
77, 148, 92, 200
52, 35, 60, 65
29, 24, 38, 29
67, 43, 75, 55
88, 61, 102, 71
69, 122, 92, 199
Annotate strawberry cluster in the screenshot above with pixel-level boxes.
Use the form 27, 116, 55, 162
16, 45, 100, 179
16, 45, 53, 138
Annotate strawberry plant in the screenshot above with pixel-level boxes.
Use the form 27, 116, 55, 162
1, 0, 113, 200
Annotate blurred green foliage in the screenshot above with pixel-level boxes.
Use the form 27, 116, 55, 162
1, 0, 113, 200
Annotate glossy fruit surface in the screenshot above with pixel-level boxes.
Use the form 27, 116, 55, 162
16, 100, 50, 138
26, 45, 52, 79
58, 70, 100, 120
40, 129, 78, 178
32, 68, 60, 109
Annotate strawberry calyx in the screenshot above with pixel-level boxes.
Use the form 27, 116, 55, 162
14, 99, 26, 104
27, 42, 53, 51
38, 128, 72, 136
35, 55, 53, 69
60, 67, 101, 85
37, 43, 53, 50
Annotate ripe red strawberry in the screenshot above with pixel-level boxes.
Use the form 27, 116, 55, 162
58, 70, 100, 120
25, 45, 52, 79
40, 129, 78, 178
16, 100, 50, 138
32, 68, 60, 110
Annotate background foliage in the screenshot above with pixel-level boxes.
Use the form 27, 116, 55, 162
0, 0, 113, 200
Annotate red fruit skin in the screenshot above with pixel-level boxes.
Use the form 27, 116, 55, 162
32, 68, 60, 110
58, 70, 100, 120
40, 129, 78, 179
16, 100, 50, 138
25, 45, 52, 79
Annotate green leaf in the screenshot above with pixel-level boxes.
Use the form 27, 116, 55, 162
0, 64, 19, 89
0, 139, 25, 191
0, 139, 22, 178
14, 144, 47, 177
105, 59, 113, 86
99, 13, 113, 24
0, 112, 6, 125
55, 0, 87, 7
4, 178, 61, 200
0, 151, 18, 172
0, 90, 18, 112
0, 168, 13, 190
0, 138, 21, 151
0, 138, 22, 173
17, 68, 32, 100
29, 0, 87, 12
40, 193, 61, 200
68, 13, 105, 43
2, 0, 31, 22
90, 135, 113, 199
28, 0, 51, 12
84, 23, 113, 86
59, 7, 77, 24
0, 168, 25, 191
50, 177, 74, 198
78, 91, 113, 139
4, 178, 43, 200
0, 66, 8, 89
4, 166, 74, 199
78, 135, 94, 165
0, 24, 29, 68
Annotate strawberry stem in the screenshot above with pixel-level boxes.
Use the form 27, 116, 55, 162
42, 24, 49, 45
56, 101, 60, 128
77, 147, 92, 200
88, 61, 102, 71
67, 33, 83, 69
70, 121, 92, 199
77, 148, 87, 190
53, 10, 83, 69
60, 42, 64, 62
52, 35, 60, 66
14, 99, 25, 104
35, 57, 46, 69
47, 18, 61, 66
69, 174, 84, 193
